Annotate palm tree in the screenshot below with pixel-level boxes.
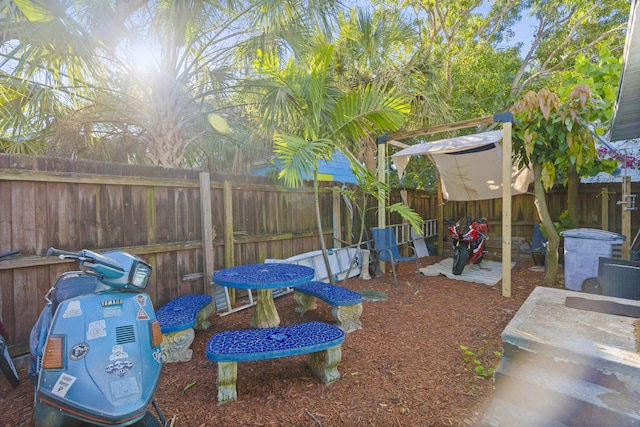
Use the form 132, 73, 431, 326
253, 44, 423, 283
1, 0, 343, 168
332, 8, 451, 172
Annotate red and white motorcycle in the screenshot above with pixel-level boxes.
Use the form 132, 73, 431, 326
448, 217, 489, 275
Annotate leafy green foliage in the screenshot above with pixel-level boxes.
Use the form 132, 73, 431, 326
460, 345, 502, 379
512, 85, 616, 191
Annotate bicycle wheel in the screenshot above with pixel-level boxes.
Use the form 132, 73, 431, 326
0, 338, 20, 387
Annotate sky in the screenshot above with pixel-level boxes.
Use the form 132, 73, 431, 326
346, 1, 538, 55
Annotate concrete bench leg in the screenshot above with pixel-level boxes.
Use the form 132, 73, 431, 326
161, 328, 195, 363
332, 303, 363, 333
308, 345, 342, 385
217, 362, 238, 404
195, 303, 214, 330
294, 292, 318, 316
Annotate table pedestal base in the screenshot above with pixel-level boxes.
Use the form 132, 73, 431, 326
250, 288, 281, 328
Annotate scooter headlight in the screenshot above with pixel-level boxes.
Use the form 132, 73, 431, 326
130, 261, 152, 289
42, 335, 65, 370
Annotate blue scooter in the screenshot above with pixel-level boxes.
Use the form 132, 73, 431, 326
29, 248, 166, 426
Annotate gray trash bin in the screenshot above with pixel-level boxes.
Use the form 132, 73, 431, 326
561, 228, 626, 291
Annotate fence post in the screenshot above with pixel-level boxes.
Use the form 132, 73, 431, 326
223, 180, 234, 267
222, 180, 236, 305
199, 172, 215, 295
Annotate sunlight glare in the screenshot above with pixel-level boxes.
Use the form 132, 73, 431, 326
128, 41, 160, 75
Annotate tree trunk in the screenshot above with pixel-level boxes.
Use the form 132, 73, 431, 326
363, 139, 376, 173
567, 165, 580, 225
533, 163, 560, 285
314, 171, 335, 284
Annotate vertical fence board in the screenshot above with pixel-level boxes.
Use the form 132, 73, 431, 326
129, 186, 149, 246
155, 187, 176, 244
78, 184, 98, 249
47, 183, 68, 249
0, 269, 16, 342
12, 182, 36, 252
34, 182, 48, 253
156, 251, 177, 303
0, 181, 11, 251
13, 267, 39, 343
106, 185, 125, 248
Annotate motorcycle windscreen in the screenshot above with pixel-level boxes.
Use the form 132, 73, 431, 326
430, 143, 532, 201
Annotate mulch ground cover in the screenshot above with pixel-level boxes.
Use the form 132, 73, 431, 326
1, 256, 553, 426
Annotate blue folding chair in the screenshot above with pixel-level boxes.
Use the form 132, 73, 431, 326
371, 227, 421, 286
517, 223, 548, 266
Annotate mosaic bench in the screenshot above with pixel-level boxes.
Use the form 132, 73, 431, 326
293, 281, 363, 333
156, 294, 213, 363
206, 321, 345, 404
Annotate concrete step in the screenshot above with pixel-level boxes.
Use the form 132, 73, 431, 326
482, 396, 570, 427
489, 356, 640, 426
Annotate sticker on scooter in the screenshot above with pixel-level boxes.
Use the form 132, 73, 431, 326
87, 319, 107, 340
69, 343, 90, 361
110, 345, 128, 361
109, 376, 140, 400
101, 299, 124, 318
134, 294, 147, 307
105, 360, 133, 377
63, 300, 82, 318
52, 373, 77, 398
152, 348, 162, 363
136, 307, 150, 320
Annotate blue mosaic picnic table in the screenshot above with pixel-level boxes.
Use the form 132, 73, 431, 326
212, 263, 315, 328
212, 263, 314, 289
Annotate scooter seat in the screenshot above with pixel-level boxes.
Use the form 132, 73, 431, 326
52, 272, 98, 310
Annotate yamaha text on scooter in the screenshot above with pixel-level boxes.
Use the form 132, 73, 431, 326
448, 217, 489, 275
29, 248, 166, 426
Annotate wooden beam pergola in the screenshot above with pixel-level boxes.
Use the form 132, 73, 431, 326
380, 113, 514, 297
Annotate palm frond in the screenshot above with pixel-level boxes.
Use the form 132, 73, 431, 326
274, 134, 332, 187
330, 84, 409, 142
388, 202, 425, 232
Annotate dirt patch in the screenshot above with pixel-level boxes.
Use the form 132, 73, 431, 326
1, 256, 552, 426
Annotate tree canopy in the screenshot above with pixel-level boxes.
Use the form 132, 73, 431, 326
0, 0, 632, 189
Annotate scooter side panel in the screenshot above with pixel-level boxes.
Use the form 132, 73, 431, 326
35, 291, 162, 425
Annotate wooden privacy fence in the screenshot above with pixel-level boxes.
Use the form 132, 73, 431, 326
1, 153, 640, 355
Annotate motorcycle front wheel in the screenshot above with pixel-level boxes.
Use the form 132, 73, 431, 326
452, 247, 469, 275
0, 338, 20, 387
